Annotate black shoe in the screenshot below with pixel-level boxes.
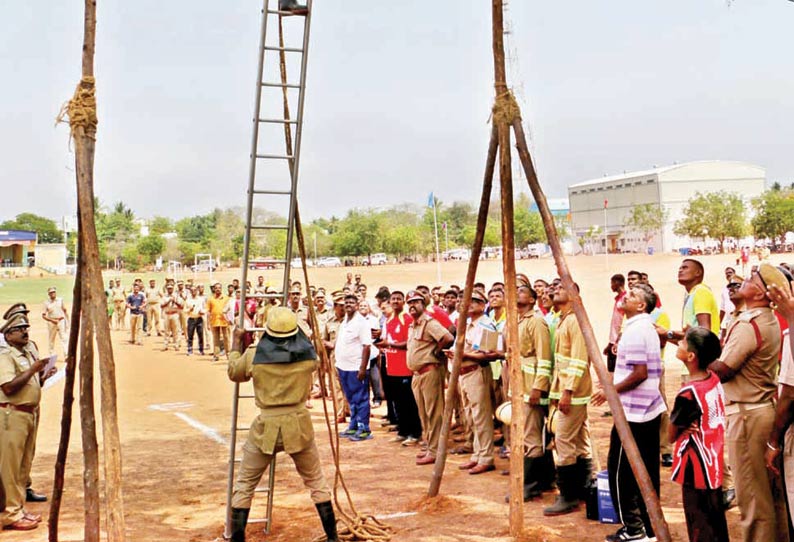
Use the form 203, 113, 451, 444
26, 488, 47, 503
315, 501, 339, 542
661, 453, 673, 468
723, 488, 736, 510
230, 507, 249, 542
543, 464, 580, 516
279, 0, 309, 15
576, 456, 594, 501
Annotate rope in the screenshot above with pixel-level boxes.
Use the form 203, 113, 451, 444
491, 89, 521, 126
56, 76, 98, 139
278, 17, 393, 542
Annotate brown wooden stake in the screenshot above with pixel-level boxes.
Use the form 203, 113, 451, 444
511, 118, 671, 542
428, 124, 498, 497
78, 309, 100, 542
490, 0, 525, 533
48, 214, 83, 542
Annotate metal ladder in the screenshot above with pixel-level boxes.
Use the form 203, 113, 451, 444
224, 0, 314, 537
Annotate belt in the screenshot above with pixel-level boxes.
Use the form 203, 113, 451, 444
0, 402, 36, 414
459, 364, 480, 376
414, 364, 437, 376
724, 400, 774, 416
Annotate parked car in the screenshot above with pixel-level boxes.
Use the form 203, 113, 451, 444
443, 249, 470, 261
290, 258, 314, 269
363, 253, 388, 266
527, 244, 546, 259
316, 256, 342, 267
248, 258, 279, 270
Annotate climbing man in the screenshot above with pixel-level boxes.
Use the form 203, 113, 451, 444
227, 307, 337, 542
279, 0, 309, 16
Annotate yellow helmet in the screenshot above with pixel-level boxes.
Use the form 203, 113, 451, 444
265, 307, 299, 338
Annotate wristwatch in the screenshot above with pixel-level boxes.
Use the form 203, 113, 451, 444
666, 330, 675, 340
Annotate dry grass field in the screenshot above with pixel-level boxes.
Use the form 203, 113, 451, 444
1, 251, 786, 541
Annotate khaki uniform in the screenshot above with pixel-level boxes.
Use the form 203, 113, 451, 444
514, 310, 551, 458
323, 314, 348, 419
43, 297, 67, 356
294, 306, 311, 338
407, 313, 448, 458
161, 292, 183, 350
459, 315, 495, 466
549, 310, 592, 467
176, 288, 188, 338
112, 287, 126, 329
721, 307, 788, 542
228, 347, 331, 507
0, 343, 41, 526
144, 287, 162, 336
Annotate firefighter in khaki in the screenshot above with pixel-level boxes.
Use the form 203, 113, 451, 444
111, 281, 126, 330
0, 309, 56, 531
227, 307, 337, 542
144, 280, 162, 337
322, 293, 349, 422
407, 290, 454, 465
513, 284, 553, 500
161, 284, 183, 351
544, 284, 593, 516
710, 263, 789, 542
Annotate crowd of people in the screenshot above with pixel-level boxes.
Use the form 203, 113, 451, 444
6, 259, 794, 541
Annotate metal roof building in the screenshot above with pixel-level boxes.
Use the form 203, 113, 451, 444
567, 161, 766, 253
0, 229, 37, 268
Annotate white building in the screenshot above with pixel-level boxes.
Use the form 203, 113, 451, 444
568, 161, 766, 254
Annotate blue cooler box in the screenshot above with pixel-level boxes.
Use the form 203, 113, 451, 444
597, 470, 618, 524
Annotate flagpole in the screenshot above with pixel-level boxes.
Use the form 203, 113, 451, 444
603, 200, 609, 270
433, 198, 442, 284
444, 223, 449, 254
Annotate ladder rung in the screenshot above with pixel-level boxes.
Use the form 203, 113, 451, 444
263, 45, 304, 53
258, 118, 297, 124
248, 518, 270, 525
253, 189, 292, 195
236, 426, 250, 432
251, 224, 289, 230
266, 9, 306, 15
261, 82, 301, 89
238, 394, 256, 399
256, 153, 293, 160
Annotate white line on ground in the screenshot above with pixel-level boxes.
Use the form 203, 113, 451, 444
173, 412, 228, 446
148, 402, 195, 412
375, 512, 418, 520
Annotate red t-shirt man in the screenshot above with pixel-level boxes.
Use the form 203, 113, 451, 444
384, 311, 413, 377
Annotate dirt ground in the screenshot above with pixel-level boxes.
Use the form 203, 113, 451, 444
3, 252, 779, 541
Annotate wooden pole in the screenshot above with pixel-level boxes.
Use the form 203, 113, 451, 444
490, 2, 525, 534
428, 124, 498, 497
78, 309, 100, 542
48, 214, 83, 542
511, 118, 671, 542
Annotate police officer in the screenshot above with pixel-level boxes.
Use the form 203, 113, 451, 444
161, 284, 184, 351
322, 292, 349, 424
709, 263, 789, 542
227, 307, 337, 542
144, 279, 162, 337
0, 306, 57, 531
42, 287, 68, 356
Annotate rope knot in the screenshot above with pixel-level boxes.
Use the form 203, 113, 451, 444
57, 76, 98, 139
491, 89, 521, 126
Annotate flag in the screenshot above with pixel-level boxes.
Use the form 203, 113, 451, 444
442, 221, 447, 230
604, 198, 608, 209
427, 192, 435, 208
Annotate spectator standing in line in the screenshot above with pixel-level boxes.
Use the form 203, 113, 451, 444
593, 284, 666, 542
207, 282, 230, 361
111, 279, 127, 330
126, 283, 146, 346
144, 279, 162, 337
322, 292, 348, 424
185, 285, 206, 356
604, 274, 626, 374
161, 283, 184, 351
41, 287, 67, 357
334, 294, 374, 442
719, 267, 737, 325
358, 300, 384, 408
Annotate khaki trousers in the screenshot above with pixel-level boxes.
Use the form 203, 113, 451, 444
459, 365, 494, 466
47, 320, 67, 356
146, 304, 161, 335
553, 403, 591, 467
212, 326, 230, 357
129, 314, 143, 344
727, 405, 789, 542
113, 301, 126, 329
163, 314, 181, 349
523, 403, 545, 458
411, 366, 444, 457
0, 408, 36, 526
231, 432, 331, 509
179, 312, 187, 338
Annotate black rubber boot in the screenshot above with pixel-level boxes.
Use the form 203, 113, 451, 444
543, 464, 580, 516
279, 0, 309, 15
537, 450, 557, 491
576, 457, 594, 501
230, 507, 250, 542
315, 501, 339, 542
523, 456, 542, 501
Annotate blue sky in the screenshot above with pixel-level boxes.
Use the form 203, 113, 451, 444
2, 0, 793, 223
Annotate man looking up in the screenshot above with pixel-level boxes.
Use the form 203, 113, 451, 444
604, 274, 626, 374
334, 294, 373, 442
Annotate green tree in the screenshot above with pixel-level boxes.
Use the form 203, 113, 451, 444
136, 234, 165, 263
624, 203, 668, 249
0, 213, 63, 243
514, 208, 546, 246
331, 210, 384, 257
175, 213, 217, 246
148, 216, 173, 235
674, 191, 747, 252
752, 189, 794, 241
